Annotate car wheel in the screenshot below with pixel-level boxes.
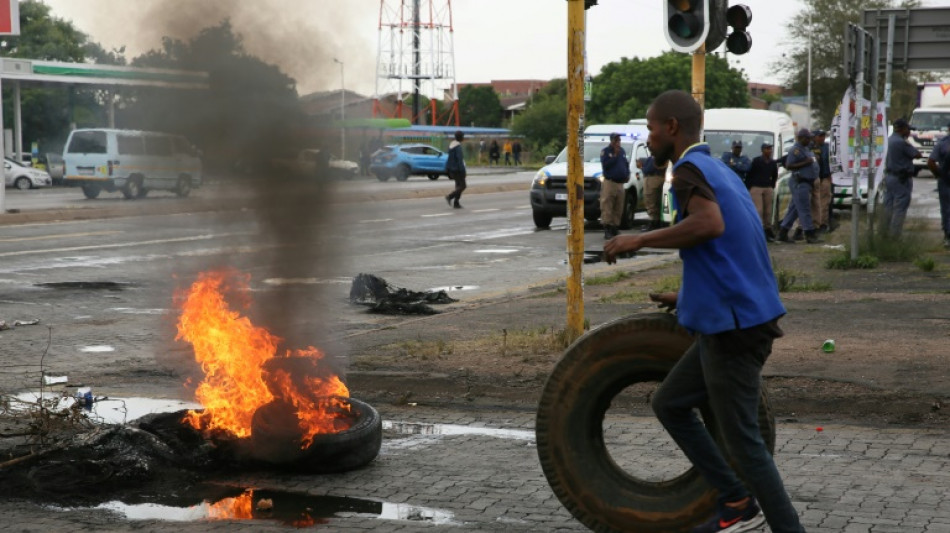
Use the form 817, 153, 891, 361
533, 210, 553, 229
122, 177, 143, 200
395, 164, 411, 182
81, 184, 101, 199
375, 172, 390, 182
427, 174, 439, 181
176, 175, 192, 198
14, 177, 32, 190
536, 313, 775, 533
345, 169, 357, 180
619, 189, 637, 230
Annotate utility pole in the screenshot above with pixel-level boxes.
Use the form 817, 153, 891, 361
692, 44, 706, 112
565, 0, 587, 342
334, 58, 345, 159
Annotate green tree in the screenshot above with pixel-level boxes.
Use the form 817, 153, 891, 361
589, 51, 748, 124
511, 79, 567, 156
775, 0, 921, 128
458, 85, 502, 127
2, 0, 104, 152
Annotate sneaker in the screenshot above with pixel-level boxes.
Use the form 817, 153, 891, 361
692, 498, 766, 533
445, 195, 453, 207
792, 228, 804, 241
453, 203, 463, 209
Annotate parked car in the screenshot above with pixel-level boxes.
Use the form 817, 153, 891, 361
273, 149, 359, 179
369, 144, 447, 182
4, 158, 52, 190
530, 125, 650, 229
63, 128, 202, 199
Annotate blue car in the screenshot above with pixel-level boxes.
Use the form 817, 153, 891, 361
369, 144, 448, 182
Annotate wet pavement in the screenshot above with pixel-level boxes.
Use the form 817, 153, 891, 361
1, 404, 950, 531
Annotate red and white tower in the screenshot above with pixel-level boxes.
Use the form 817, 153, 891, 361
374, 0, 459, 126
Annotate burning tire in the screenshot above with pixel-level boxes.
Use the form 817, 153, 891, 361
247, 397, 382, 474
535, 313, 775, 533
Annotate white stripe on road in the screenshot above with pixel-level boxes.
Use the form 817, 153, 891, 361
421, 213, 453, 218
0, 233, 248, 258
358, 218, 394, 224
473, 208, 500, 213
0, 231, 122, 243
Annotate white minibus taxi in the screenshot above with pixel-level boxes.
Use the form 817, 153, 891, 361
63, 129, 202, 199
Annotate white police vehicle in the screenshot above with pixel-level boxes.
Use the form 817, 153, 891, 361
530, 124, 650, 229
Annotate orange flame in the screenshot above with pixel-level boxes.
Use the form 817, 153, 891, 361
176, 270, 352, 447
207, 492, 254, 520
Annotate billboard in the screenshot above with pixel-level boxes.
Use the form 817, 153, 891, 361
0, 0, 19, 35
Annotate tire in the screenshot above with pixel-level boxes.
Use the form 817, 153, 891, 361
395, 164, 411, 181
376, 172, 390, 182
619, 189, 637, 230
536, 313, 775, 533
14, 177, 32, 190
585, 213, 601, 223
176, 175, 192, 198
533, 210, 553, 229
427, 174, 440, 181
122, 176, 143, 200
248, 397, 382, 474
82, 184, 101, 199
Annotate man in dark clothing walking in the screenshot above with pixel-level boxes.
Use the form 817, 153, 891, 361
639, 155, 668, 231
604, 90, 804, 533
746, 142, 779, 242
444, 131, 467, 209
810, 130, 833, 232
777, 129, 822, 244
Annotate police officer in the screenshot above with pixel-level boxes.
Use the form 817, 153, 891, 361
883, 118, 923, 238
811, 129, 833, 232
599, 133, 631, 239
777, 128, 822, 244
722, 139, 752, 183
926, 122, 950, 248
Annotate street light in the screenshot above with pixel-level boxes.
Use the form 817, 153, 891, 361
333, 58, 345, 160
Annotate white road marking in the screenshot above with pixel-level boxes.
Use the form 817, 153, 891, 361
0, 231, 122, 243
358, 218, 394, 224
0, 233, 248, 258
473, 208, 500, 213
421, 213, 453, 218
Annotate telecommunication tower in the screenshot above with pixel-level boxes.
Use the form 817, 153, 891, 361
374, 0, 459, 126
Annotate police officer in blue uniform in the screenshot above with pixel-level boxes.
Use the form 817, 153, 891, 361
883, 118, 923, 238
722, 140, 752, 183
777, 128, 822, 243
926, 122, 950, 248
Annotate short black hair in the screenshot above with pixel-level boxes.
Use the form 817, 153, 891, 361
650, 90, 702, 137
454, 130, 464, 141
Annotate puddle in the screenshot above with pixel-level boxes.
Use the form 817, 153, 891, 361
74, 487, 459, 528
427, 285, 479, 293
79, 345, 115, 353
383, 420, 535, 441
36, 281, 131, 291
13, 392, 201, 425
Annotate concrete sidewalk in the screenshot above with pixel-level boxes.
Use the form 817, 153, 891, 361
2, 406, 948, 532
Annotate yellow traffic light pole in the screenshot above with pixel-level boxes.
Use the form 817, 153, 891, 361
566, 0, 586, 342
692, 43, 706, 113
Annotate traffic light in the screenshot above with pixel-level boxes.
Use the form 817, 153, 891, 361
664, 0, 711, 53
584, 0, 597, 9
724, 4, 752, 54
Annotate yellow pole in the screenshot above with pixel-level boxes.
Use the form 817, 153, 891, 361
692, 43, 706, 113
566, 0, 585, 342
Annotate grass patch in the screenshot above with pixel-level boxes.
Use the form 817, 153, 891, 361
386, 338, 454, 360
914, 256, 937, 272
599, 288, 648, 304
653, 275, 682, 293
774, 258, 833, 292
825, 253, 879, 270
586, 270, 632, 286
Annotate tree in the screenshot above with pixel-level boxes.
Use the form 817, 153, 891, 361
775, 0, 922, 128
458, 85, 502, 128
511, 79, 567, 156
2, 0, 104, 152
589, 52, 748, 124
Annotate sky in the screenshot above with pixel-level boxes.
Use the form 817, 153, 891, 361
35, 0, 944, 99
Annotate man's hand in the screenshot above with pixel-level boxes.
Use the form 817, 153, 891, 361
649, 292, 677, 312
604, 234, 643, 264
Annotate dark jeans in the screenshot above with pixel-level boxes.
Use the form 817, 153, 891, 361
780, 179, 815, 231
652, 327, 804, 533
937, 177, 950, 238
882, 173, 913, 237
447, 171, 467, 204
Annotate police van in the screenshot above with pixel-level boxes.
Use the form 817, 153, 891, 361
63, 128, 202, 199
530, 124, 650, 229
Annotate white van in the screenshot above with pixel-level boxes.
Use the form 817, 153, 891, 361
661, 108, 796, 226
63, 128, 202, 199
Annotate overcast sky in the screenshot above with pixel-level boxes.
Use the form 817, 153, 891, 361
38, 0, 943, 99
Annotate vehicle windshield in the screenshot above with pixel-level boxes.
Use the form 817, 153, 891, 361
910, 111, 950, 131
704, 130, 774, 158
553, 142, 608, 164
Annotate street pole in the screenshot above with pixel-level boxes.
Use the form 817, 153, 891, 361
692, 43, 706, 113
807, 12, 813, 129
565, 0, 585, 342
334, 58, 345, 159
884, 14, 895, 111
851, 30, 865, 262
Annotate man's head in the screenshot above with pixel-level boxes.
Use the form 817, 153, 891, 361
893, 118, 912, 138
731, 140, 743, 156
454, 130, 464, 142
796, 128, 812, 144
813, 129, 826, 143
646, 90, 702, 166
761, 142, 773, 159
609, 132, 621, 146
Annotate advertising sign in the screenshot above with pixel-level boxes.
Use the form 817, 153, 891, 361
0, 0, 19, 35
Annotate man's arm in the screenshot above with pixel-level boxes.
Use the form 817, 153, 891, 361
736, 156, 752, 173
604, 193, 724, 262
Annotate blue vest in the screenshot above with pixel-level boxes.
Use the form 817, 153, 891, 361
671, 144, 786, 334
